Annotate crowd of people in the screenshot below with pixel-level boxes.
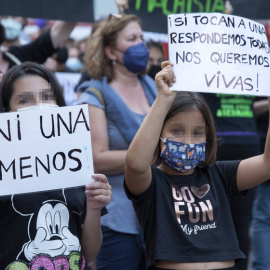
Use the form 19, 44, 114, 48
0, 1, 269, 270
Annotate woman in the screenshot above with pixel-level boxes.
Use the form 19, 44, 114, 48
76, 14, 156, 270
0, 62, 112, 270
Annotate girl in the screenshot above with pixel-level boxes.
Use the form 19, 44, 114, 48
124, 61, 270, 270
0, 62, 112, 269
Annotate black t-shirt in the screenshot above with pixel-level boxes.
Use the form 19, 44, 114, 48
124, 161, 245, 269
3, 29, 56, 69
1, 187, 87, 269
203, 93, 260, 146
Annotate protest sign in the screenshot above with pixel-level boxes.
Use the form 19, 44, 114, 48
0, 0, 94, 23
0, 104, 94, 196
168, 13, 270, 96
127, 0, 225, 33
55, 72, 81, 106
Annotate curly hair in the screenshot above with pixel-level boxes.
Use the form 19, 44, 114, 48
84, 14, 141, 82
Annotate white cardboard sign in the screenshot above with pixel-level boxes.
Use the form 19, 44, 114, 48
168, 13, 270, 96
0, 104, 94, 196
55, 72, 81, 105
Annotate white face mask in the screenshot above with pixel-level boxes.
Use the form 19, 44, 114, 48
65, 57, 83, 72
1, 18, 22, 41
17, 104, 59, 111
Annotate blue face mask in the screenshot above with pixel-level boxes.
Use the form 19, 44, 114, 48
160, 138, 206, 172
117, 43, 149, 73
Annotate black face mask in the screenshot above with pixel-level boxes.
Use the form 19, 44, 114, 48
148, 65, 162, 80
0, 24, 6, 45
55, 46, 68, 63
79, 52, 85, 62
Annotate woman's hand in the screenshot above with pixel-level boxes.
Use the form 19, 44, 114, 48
85, 174, 112, 210
155, 61, 176, 98
115, 0, 129, 13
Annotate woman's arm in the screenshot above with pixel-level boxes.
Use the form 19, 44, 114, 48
237, 97, 270, 191
89, 105, 127, 175
125, 61, 176, 195
7, 21, 76, 65
81, 174, 111, 263
50, 21, 76, 49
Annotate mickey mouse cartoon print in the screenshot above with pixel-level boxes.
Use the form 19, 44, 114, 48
21, 196, 80, 260
6, 188, 87, 270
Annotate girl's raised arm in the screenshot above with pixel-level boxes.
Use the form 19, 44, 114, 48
125, 61, 176, 195
237, 97, 270, 191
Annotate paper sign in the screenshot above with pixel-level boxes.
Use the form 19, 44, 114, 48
0, 104, 94, 196
55, 72, 81, 106
168, 13, 270, 96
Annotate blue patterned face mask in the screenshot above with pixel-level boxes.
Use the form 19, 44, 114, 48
160, 138, 206, 172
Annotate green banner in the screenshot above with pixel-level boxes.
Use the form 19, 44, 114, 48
127, 0, 225, 33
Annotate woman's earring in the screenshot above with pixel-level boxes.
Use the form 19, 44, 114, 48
112, 60, 116, 65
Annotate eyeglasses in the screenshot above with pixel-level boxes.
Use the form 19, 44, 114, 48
108, 13, 122, 21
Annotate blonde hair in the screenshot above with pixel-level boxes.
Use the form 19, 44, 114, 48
84, 14, 141, 82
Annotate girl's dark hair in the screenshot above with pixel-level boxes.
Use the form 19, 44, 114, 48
0, 62, 66, 112
146, 39, 164, 56
153, 91, 217, 167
